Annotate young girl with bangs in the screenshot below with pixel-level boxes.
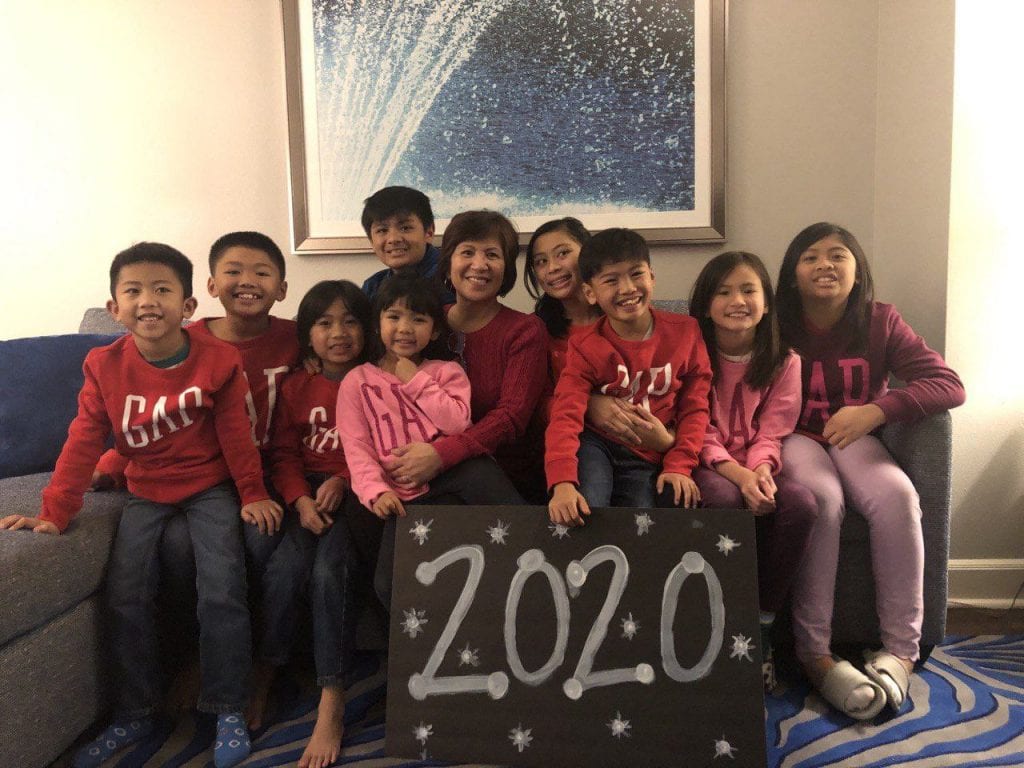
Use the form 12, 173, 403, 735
267, 280, 380, 768
689, 251, 816, 691
776, 222, 965, 720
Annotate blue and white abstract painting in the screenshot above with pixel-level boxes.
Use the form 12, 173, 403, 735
298, 0, 709, 240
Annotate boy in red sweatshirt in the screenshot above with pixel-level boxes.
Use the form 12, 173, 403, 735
0, 243, 281, 768
545, 228, 712, 526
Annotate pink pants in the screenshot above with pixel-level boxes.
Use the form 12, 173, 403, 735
782, 433, 924, 662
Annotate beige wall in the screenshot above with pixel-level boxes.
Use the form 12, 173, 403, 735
2, 2, 1014, 599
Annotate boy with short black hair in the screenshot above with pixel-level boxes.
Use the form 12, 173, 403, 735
545, 228, 713, 525
360, 185, 455, 303
1, 242, 281, 768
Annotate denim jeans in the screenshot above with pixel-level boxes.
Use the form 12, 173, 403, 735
576, 429, 661, 508
107, 482, 251, 716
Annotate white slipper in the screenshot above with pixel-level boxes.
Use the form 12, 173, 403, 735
863, 650, 912, 712
816, 659, 887, 720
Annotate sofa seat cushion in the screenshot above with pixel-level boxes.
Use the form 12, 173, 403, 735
0, 473, 125, 646
0, 333, 120, 479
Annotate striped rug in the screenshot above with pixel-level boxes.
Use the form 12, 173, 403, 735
86, 635, 1024, 768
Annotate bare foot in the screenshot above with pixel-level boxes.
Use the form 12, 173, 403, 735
246, 661, 276, 731
165, 657, 200, 714
299, 685, 345, 768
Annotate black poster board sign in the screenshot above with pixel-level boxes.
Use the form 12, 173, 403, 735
385, 505, 766, 767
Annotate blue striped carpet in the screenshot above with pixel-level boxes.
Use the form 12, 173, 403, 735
87, 635, 1024, 768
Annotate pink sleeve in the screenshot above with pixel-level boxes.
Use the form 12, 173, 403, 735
433, 315, 548, 469
745, 353, 802, 473
403, 362, 472, 436
700, 386, 734, 468
337, 372, 396, 509
875, 307, 965, 423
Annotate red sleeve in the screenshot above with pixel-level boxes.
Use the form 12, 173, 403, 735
212, 357, 271, 506
267, 379, 312, 506
661, 325, 712, 476
876, 306, 965, 423
41, 357, 112, 532
94, 448, 129, 488
543, 333, 594, 488
433, 314, 548, 469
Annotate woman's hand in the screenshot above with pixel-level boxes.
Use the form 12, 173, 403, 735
585, 395, 648, 446
823, 404, 886, 449
383, 442, 443, 487
315, 476, 347, 514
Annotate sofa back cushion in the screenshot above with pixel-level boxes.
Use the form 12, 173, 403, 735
0, 334, 120, 479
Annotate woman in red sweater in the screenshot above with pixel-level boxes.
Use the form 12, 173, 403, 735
383, 210, 547, 502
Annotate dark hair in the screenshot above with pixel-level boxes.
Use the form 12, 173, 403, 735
438, 210, 519, 298
579, 228, 650, 283
109, 242, 193, 298
689, 251, 787, 390
370, 271, 454, 361
360, 186, 435, 236
208, 231, 286, 280
524, 218, 592, 338
296, 280, 373, 365
776, 222, 875, 352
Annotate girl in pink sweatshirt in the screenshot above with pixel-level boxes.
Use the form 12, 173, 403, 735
689, 251, 817, 691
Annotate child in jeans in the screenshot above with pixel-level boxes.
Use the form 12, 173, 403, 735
1, 243, 281, 768
545, 228, 712, 524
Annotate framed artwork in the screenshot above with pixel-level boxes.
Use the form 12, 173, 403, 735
283, 0, 727, 253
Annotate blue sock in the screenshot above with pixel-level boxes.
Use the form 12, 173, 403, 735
73, 718, 153, 768
214, 713, 251, 768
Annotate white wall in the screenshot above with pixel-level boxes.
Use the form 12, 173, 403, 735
2, 2, 1013, 598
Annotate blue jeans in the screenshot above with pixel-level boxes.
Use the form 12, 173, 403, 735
577, 429, 662, 508
107, 482, 251, 716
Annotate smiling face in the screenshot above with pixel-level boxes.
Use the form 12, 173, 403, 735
379, 299, 438, 363
449, 237, 506, 305
369, 214, 434, 271
108, 262, 196, 360
583, 258, 655, 338
308, 298, 364, 378
207, 245, 287, 320
530, 229, 584, 302
708, 263, 767, 346
793, 234, 857, 309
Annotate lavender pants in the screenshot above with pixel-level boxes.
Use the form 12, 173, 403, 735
782, 433, 924, 663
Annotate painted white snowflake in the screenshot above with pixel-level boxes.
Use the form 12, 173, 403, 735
420, 750, 429, 760
409, 518, 433, 546
729, 634, 755, 662
549, 523, 570, 539
713, 736, 737, 759
620, 612, 640, 640
401, 608, 428, 639
607, 711, 631, 738
412, 721, 433, 744
634, 512, 654, 536
716, 534, 741, 556
457, 643, 480, 667
509, 723, 533, 753
486, 520, 510, 545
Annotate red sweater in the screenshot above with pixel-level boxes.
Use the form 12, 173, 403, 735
789, 302, 965, 440
545, 309, 712, 488
42, 329, 270, 532
433, 306, 548, 476
268, 370, 349, 505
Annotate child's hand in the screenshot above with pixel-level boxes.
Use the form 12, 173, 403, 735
372, 491, 406, 519
315, 476, 347, 514
0, 514, 59, 535
548, 482, 590, 526
295, 495, 332, 535
823, 404, 886, 449
657, 472, 700, 508
629, 407, 676, 453
302, 356, 322, 376
241, 498, 284, 535
586, 395, 649, 446
394, 356, 419, 383
737, 466, 775, 515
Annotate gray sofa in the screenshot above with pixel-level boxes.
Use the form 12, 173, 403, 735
0, 310, 952, 767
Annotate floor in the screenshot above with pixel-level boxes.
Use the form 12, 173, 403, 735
946, 603, 1024, 635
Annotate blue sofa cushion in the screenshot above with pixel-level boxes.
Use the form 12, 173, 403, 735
0, 334, 120, 479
